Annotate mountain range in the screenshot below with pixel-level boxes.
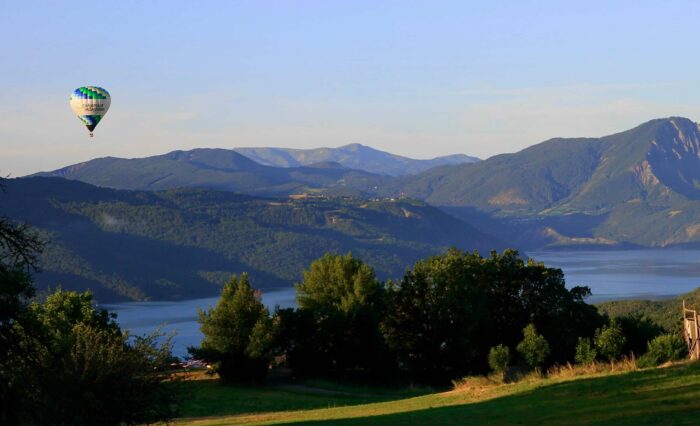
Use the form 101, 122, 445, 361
389, 117, 700, 248
35, 117, 700, 249
34, 144, 479, 196
34, 148, 384, 197
2, 177, 505, 302
233, 143, 479, 176
14, 116, 700, 301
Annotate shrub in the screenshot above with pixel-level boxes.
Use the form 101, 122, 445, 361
488, 344, 510, 375
638, 334, 687, 367
615, 314, 664, 356
595, 322, 626, 361
516, 324, 550, 368
574, 337, 597, 364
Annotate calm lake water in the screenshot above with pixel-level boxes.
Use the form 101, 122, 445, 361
531, 249, 700, 302
104, 288, 297, 358
104, 249, 700, 357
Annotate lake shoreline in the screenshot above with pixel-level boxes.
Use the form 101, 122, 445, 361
103, 249, 700, 357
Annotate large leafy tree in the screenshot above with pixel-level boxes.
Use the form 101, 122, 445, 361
382, 249, 602, 381
23, 289, 177, 425
382, 248, 488, 380
289, 253, 389, 375
190, 273, 274, 383
479, 250, 603, 363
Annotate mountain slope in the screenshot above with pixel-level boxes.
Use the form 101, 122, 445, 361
399, 117, 700, 213
234, 144, 479, 176
392, 137, 603, 214
34, 148, 385, 196
1, 177, 506, 302
393, 117, 700, 247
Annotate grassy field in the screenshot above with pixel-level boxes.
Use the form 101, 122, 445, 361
176, 381, 395, 418
174, 361, 700, 425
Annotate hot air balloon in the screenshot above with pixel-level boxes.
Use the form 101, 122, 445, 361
69, 86, 111, 137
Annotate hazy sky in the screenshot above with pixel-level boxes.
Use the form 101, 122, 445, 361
3, 0, 700, 176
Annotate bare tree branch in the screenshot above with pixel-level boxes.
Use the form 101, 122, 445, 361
0, 177, 44, 273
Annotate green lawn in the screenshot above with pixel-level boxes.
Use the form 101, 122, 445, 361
175, 362, 700, 425
174, 375, 396, 419
293, 378, 435, 398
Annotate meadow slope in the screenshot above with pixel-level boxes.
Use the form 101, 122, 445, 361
175, 361, 700, 425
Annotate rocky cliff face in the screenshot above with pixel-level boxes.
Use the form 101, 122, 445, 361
397, 117, 700, 248
647, 117, 700, 199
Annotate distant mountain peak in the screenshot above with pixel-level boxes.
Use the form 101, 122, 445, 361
338, 143, 367, 150
336, 143, 382, 154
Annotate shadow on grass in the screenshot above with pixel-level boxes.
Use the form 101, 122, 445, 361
273, 363, 700, 426
174, 377, 414, 419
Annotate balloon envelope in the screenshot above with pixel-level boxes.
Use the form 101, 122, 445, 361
70, 86, 111, 135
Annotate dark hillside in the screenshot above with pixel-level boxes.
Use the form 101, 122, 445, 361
1, 177, 506, 302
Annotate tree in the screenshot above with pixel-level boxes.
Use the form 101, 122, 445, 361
488, 345, 510, 377
516, 324, 550, 369
291, 253, 388, 375
382, 249, 487, 380
595, 321, 627, 361
0, 181, 43, 324
614, 313, 664, 356
485, 254, 602, 365
190, 273, 273, 383
0, 198, 43, 425
382, 249, 600, 381
574, 337, 597, 364
0, 267, 37, 425
0, 182, 177, 425
19, 289, 178, 425
0, 202, 43, 338
271, 306, 319, 374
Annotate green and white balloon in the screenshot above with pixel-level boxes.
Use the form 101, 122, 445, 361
70, 86, 111, 137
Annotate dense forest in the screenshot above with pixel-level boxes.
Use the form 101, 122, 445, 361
191, 250, 686, 386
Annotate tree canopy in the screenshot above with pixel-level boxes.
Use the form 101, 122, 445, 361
284, 253, 389, 375
381, 249, 602, 380
190, 274, 274, 383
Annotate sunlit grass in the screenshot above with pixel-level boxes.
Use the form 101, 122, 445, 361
174, 360, 700, 425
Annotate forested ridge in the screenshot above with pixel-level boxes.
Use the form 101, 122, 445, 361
1, 177, 505, 302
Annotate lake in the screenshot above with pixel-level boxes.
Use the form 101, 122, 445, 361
530, 249, 700, 302
104, 249, 700, 357
103, 288, 297, 358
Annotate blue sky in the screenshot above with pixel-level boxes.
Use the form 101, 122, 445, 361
2, 0, 700, 176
